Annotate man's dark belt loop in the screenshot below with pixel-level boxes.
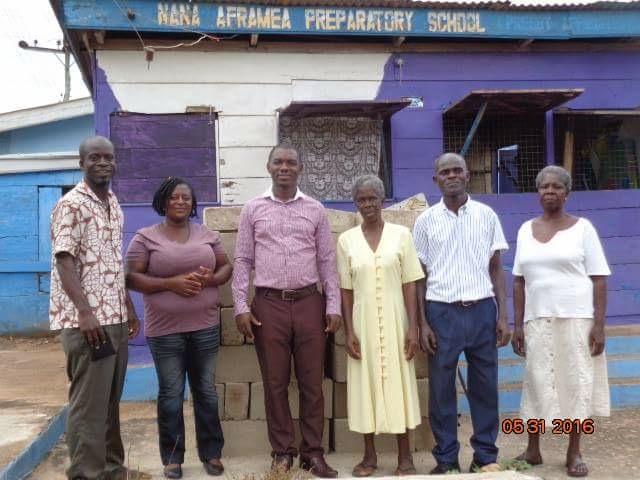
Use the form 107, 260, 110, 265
258, 285, 317, 301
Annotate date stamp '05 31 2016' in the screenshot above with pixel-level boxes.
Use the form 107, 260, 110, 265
501, 418, 595, 435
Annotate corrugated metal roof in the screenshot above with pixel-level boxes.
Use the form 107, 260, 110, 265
192, 0, 640, 10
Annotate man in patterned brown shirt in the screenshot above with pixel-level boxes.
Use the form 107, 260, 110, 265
49, 136, 146, 480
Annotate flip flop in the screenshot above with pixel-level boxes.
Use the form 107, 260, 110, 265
352, 462, 377, 477
515, 451, 543, 466
470, 462, 502, 473
566, 455, 589, 477
394, 464, 417, 476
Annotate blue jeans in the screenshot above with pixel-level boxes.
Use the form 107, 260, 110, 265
427, 298, 499, 467
147, 326, 224, 465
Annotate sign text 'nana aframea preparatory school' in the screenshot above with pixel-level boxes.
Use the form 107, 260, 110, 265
62, 1, 640, 39
159, 3, 487, 34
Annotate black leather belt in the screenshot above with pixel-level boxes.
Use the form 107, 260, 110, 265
257, 285, 318, 301
454, 300, 480, 308
429, 299, 488, 308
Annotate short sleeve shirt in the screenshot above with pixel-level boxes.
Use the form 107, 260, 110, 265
126, 223, 226, 337
413, 197, 508, 303
512, 217, 611, 321
49, 181, 127, 330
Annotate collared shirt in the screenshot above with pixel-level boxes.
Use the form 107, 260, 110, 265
232, 188, 340, 316
49, 180, 127, 330
413, 196, 508, 303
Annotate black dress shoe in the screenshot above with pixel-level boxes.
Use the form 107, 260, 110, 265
300, 456, 338, 478
429, 462, 461, 475
163, 464, 183, 479
272, 454, 294, 471
203, 460, 224, 476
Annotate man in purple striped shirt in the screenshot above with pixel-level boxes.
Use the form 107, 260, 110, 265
232, 143, 341, 477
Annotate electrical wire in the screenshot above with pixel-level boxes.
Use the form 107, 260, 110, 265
110, 0, 239, 53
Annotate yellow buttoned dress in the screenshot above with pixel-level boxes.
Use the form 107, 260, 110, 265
337, 222, 425, 434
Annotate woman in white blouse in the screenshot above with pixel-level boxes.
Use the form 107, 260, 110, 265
511, 165, 610, 478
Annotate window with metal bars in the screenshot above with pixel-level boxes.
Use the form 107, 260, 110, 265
553, 114, 640, 191
443, 114, 546, 194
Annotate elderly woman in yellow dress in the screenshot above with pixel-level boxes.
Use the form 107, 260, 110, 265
337, 175, 425, 477
511, 166, 610, 478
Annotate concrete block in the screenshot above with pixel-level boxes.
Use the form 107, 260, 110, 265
218, 232, 237, 263
219, 272, 255, 308
415, 416, 436, 451
225, 382, 250, 420
250, 378, 333, 420
383, 210, 423, 231
220, 420, 270, 456
326, 209, 357, 234
216, 345, 262, 383
333, 381, 347, 419
415, 349, 428, 379
215, 383, 225, 420
221, 307, 244, 346
417, 378, 429, 417
220, 419, 329, 456
204, 206, 243, 232
328, 342, 347, 383
355, 210, 422, 231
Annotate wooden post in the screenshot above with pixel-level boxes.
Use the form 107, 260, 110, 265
460, 100, 488, 158
563, 117, 575, 174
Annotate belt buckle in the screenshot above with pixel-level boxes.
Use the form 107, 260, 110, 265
281, 289, 297, 301
461, 300, 474, 308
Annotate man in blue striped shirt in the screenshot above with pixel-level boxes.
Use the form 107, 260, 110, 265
413, 152, 510, 474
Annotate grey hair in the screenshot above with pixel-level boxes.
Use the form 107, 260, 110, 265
351, 175, 385, 202
434, 152, 467, 170
535, 165, 572, 192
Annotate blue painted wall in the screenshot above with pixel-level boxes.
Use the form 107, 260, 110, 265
0, 170, 83, 335
0, 108, 93, 335
0, 115, 93, 155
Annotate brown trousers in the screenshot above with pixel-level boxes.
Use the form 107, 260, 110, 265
60, 322, 129, 480
252, 289, 326, 458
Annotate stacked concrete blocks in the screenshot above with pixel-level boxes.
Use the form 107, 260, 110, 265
203, 202, 434, 456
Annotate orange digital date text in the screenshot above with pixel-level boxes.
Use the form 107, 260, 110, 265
501, 418, 595, 435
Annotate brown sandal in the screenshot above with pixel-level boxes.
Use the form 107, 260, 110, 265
515, 452, 543, 466
352, 462, 377, 477
395, 461, 417, 476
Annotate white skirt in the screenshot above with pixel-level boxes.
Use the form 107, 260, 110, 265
520, 317, 610, 422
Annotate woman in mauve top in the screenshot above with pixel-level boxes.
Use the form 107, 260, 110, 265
126, 177, 232, 479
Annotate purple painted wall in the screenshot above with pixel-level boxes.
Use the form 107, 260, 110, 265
375, 51, 640, 325
110, 113, 217, 203
93, 50, 640, 328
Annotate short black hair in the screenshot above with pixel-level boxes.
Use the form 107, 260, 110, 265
152, 177, 198, 218
268, 142, 301, 165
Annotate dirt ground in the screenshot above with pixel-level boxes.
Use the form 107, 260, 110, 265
29, 402, 640, 480
3, 337, 639, 480
0, 336, 68, 471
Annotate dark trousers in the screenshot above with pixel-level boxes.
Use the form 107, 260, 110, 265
60, 322, 129, 480
427, 298, 499, 466
147, 326, 224, 465
252, 289, 326, 458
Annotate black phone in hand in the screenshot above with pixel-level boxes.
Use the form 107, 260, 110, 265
89, 330, 116, 361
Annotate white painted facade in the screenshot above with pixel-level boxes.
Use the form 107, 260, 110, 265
97, 50, 390, 204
